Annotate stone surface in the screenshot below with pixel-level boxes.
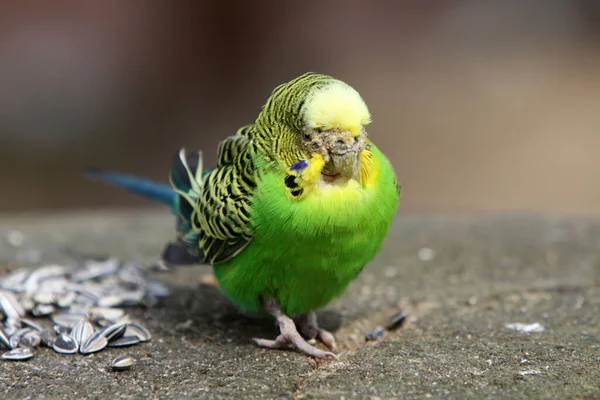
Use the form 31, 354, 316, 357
0, 210, 598, 399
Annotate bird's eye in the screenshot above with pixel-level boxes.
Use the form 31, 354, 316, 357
302, 132, 311, 141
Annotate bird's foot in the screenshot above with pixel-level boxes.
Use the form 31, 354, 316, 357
294, 312, 337, 353
252, 300, 337, 359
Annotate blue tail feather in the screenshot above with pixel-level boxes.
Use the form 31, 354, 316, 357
87, 148, 214, 266
86, 169, 176, 209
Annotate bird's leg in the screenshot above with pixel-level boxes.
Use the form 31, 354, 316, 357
252, 298, 337, 359
294, 312, 337, 353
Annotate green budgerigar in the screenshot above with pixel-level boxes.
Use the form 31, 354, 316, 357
89, 72, 401, 358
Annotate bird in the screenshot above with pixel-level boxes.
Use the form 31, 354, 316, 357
88, 72, 401, 358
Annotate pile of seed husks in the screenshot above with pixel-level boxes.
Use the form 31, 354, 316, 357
0, 258, 170, 362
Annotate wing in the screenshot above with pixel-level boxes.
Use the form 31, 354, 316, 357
194, 126, 257, 264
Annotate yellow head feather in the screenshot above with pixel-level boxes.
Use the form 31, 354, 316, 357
301, 80, 371, 137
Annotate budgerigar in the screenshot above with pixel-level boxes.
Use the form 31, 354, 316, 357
89, 72, 401, 358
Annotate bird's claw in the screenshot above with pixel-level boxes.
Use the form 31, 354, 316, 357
253, 334, 336, 359
316, 328, 337, 353
295, 312, 338, 353
253, 299, 338, 359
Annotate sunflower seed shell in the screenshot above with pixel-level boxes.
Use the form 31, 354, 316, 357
107, 335, 140, 347
2, 346, 34, 361
80, 331, 108, 355
110, 355, 134, 370
52, 334, 78, 354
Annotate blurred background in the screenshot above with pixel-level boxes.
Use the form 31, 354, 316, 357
1, 0, 600, 214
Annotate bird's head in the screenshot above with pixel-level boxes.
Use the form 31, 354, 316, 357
257, 73, 372, 185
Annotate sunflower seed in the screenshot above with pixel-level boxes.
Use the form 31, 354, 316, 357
52, 311, 87, 328
9, 328, 32, 349
95, 319, 111, 328
71, 320, 94, 348
4, 318, 21, 336
53, 325, 69, 335
118, 262, 146, 287
56, 291, 76, 308
0, 268, 30, 291
32, 304, 55, 317
52, 334, 78, 354
72, 258, 119, 282
386, 311, 406, 331
23, 265, 70, 295
119, 289, 145, 305
2, 346, 34, 361
38, 277, 68, 294
68, 304, 91, 315
19, 296, 35, 312
365, 326, 385, 341
96, 295, 123, 308
71, 293, 96, 307
80, 331, 107, 354
89, 307, 124, 323
21, 330, 41, 348
0, 257, 157, 360
20, 318, 43, 331
72, 287, 102, 304
0, 290, 25, 319
0, 328, 10, 349
100, 322, 127, 342
107, 335, 140, 347
33, 291, 56, 304
110, 355, 134, 370
125, 322, 151, 342
40, 329, 57, 347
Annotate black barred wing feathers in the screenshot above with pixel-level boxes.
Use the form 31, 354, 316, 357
195, 128, 257, 264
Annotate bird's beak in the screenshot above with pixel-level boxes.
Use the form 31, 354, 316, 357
322, 130, 365, 179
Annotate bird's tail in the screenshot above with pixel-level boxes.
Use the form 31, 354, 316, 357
85, 169, 177, 208
86, 148, 211, 266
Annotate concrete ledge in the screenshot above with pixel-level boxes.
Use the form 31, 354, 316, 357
0, 210, 599, 399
